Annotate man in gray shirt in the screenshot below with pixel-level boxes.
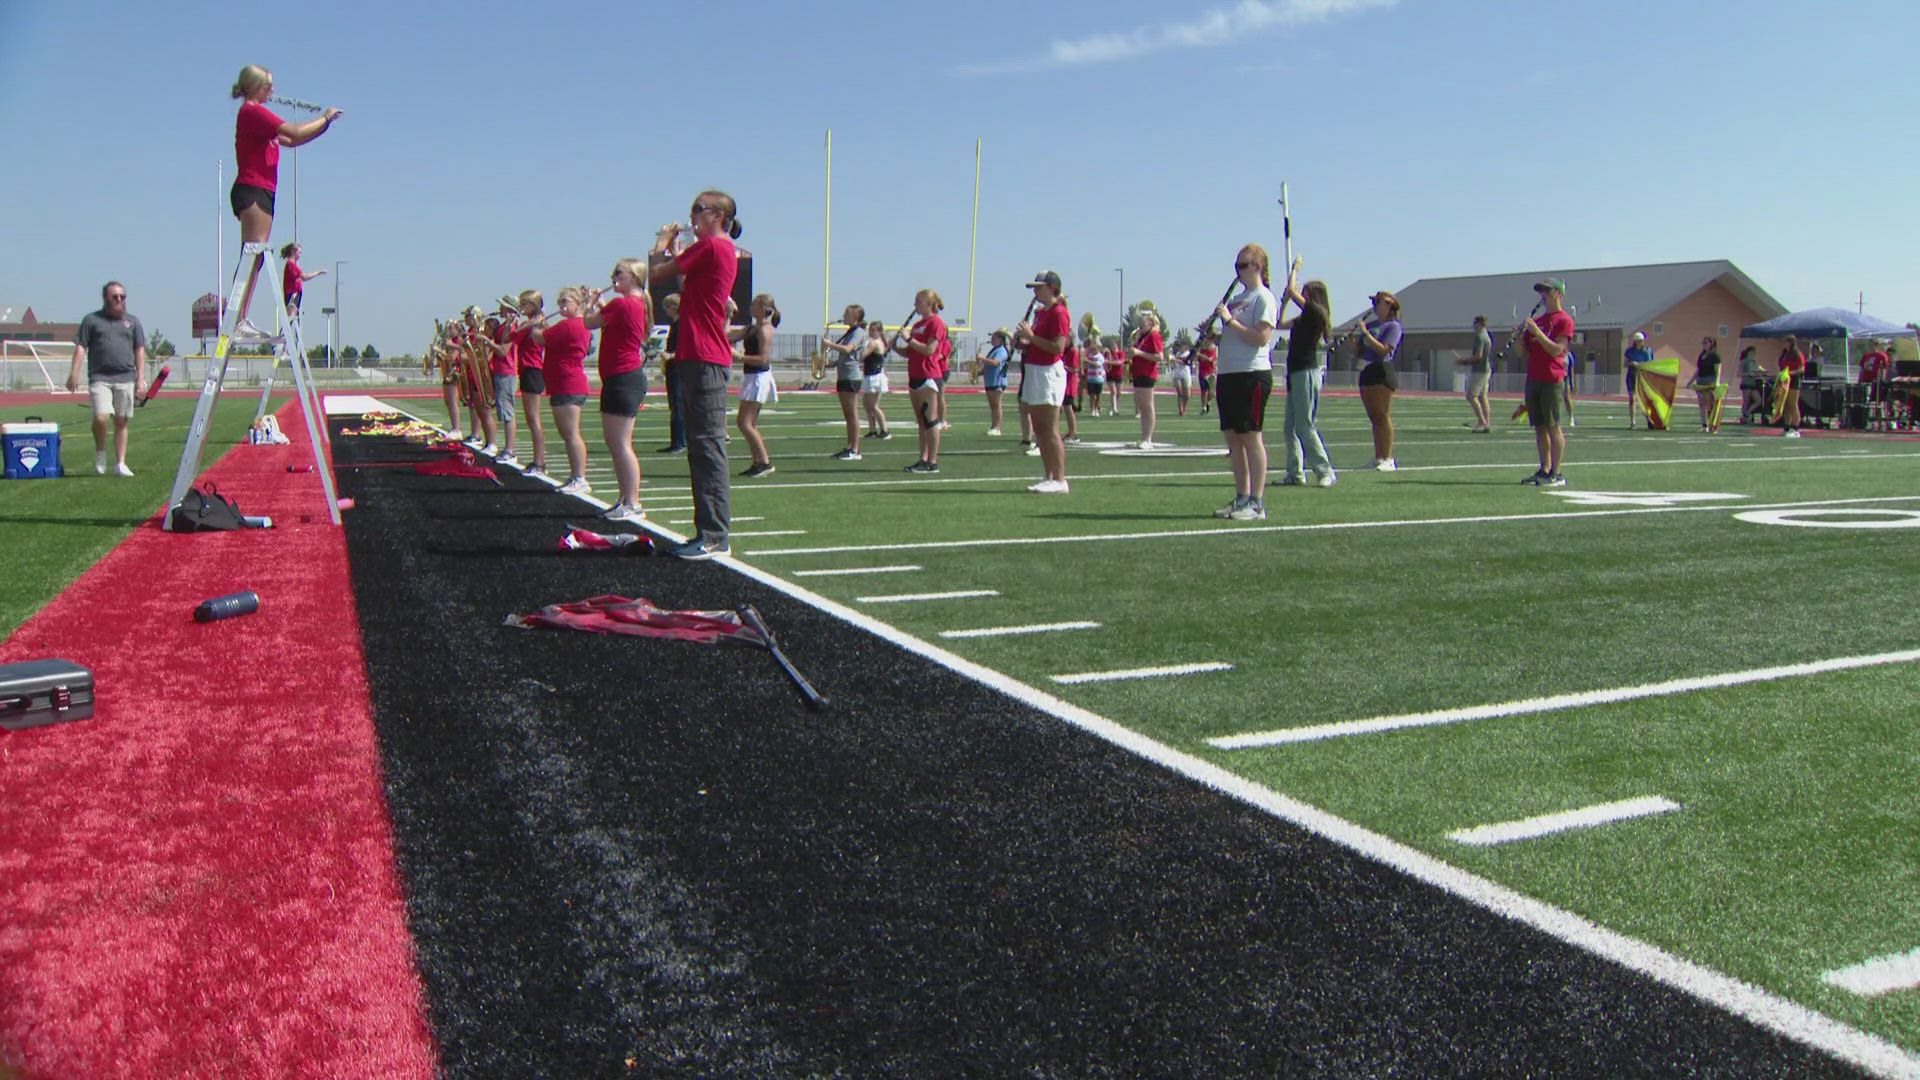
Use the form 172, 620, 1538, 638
66, 281, 149, 476
1458, 315, 1493, 432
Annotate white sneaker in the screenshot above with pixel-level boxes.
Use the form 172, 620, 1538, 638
1025, 445, 1041, 457
986, 427, 1003, 436
1214, 496, 1244, 518
1374, 458, 1398, 471
479, 443, 498, 456
115, 462, 134, 477
603, 502, 646, 523
1027, 479, 1053, 492
1783, 429, 1801, 439
446, 428, 464, 442
1314, 470, 1337, 488
558, 476, 591, 496
1131, 440, 1154, 450
1031, 479, 1069, 494
230, 319, 272, 343
495, 454, 521, 469
95, 451, 106, 475
1228, 499, 1267, 521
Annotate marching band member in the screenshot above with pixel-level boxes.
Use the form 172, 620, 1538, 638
655, 293, 687, 454
1080, 332, 1107, 419
1104, 342, 1124, 416
458, 309, 498, 453
1061, 335, 1081, 444
735, 294, 780, 477
1129, 310, 1165, 448
894, 289, 948, 473
980, 328, 1012, 435
649, 190, 742, 560
1196, 336, 1217, 414
583, 259, 651, 522
1276, 273, 1335, 487
1212, 244, 1281, 520
534, 287, 593, 495
820, 303, 869, 460
228, 65, 340, 335
861, 319, 891, 441
513, 290, 551, 480
1355, 289, 1404, 470
279, 242, 324, 319
1015, 271, 1071, 493
1170, 339, 1194, 416
471, 308, 521, 466
1519, 277, 1576, 486
431, 324, 462, 439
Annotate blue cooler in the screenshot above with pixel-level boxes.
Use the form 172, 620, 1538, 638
2, 418, 63, 479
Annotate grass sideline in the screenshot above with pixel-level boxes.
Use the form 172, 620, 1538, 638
1, 396, 288, 635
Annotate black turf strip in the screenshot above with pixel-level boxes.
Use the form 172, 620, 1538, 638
334, 425, 1869, 1079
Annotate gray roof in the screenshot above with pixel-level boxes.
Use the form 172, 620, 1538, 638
1340, 260, 1788, 334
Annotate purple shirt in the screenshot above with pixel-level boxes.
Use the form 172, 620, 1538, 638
1362, 318, 1402, 364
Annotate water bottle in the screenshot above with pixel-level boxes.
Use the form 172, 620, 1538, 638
194, 591, 260, 622
240, 515, 273, 528
287, 464, 314, 473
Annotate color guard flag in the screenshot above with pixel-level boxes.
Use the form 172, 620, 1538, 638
506, 595, 765, 646
1633, 356, 1681, 430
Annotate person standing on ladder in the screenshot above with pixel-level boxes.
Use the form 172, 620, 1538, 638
228, 65, 340, 338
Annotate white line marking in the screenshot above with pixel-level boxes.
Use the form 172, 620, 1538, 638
855, 589, 1000, 604
1824, 948, 1920, 997
1209, 648, 1920, 749
940, 621, 1102, 639
1053, 662, 1233, 684
668, 516, 764, 526
728, 530, 807, 538
1448, 797, 1682, 846
793, 565, 924, 577
749, 495, 1920, 558
678, 551, 1920, 1079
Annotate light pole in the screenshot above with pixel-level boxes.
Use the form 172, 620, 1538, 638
1114, 268, 1125, 341
320, 307, 336, 367
332, 260, 347, 366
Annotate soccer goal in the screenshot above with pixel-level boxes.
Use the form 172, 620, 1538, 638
1, 341, 78, 393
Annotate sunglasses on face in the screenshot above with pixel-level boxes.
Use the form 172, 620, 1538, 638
691, 204, 717, 217
1234, 261, 1253, 269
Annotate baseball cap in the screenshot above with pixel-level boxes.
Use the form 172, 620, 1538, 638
1369, 290, 1399, 308
1632, 332, 1646, 341
1027, 270, 1063, 291
1533, 278, 1567, 294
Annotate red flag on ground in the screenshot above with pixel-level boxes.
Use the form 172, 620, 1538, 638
414, 456, 500, 482
505, 595, 765, 646
558, 526, 653, 554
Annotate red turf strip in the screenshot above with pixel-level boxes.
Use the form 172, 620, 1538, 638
0, 404, 437, 1078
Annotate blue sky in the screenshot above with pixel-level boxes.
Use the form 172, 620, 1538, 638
3, 0, 1917, 353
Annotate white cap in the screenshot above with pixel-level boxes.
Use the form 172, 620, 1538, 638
1632, 332, 1646, 341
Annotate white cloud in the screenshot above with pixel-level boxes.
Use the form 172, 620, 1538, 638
956, 0, 1398, 76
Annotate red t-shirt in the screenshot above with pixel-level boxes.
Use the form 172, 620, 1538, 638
596, 293, 650, 378
1063, 345, 1080, 393
1197, 344, 1218, 377
282, 259, 302, 302
1860, 350, 1890, 383
1130, 329, 1164, 380
1524, 310, 1576, 383
1779, 346, 1806, 375
1023, 303, 1070, 366
235, 102, 284, 191
541, 318, 591, 396
673, 235, 738, 366
488, 324, 516, 377
906, 314, 946, 383
512, 324, 544, 372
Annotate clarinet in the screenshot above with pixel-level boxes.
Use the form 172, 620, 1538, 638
1194, 277, 1241, 343
1497, 300, 1546, 369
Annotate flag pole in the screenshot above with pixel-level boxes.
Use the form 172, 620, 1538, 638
823, 129, 832, 331
1279, 181, 1292, 270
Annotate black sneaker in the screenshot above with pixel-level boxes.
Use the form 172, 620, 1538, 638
742, 462, 775, 478
921, 462, 940, 473
671, 538, 730, 560
1521, 470, 1547, 486
831, 448, 861, 461
656, 444, 686, 454
874, 430, 892, 440
904, 460, 927, 472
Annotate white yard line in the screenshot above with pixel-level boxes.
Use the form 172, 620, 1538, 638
729, 530, 807, 538
1448, 797, 1682, 846
668, 516, 764, 525
749, 494, 1920, 558
1053, 662, 1234, 685
1209, 647, 1920, 749
855, 589, 1000, 604
793, 565, 924, 577
940, 621, 1102, 639
1824, 948, 1920, 997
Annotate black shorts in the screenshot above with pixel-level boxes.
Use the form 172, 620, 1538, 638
1216, 370, 1274, 434
1132, 376, 1157, 390
229, 182, 275, 218
600, 368, 648, 418
550, 393, 588, 408
1357, 361, 1399, 391
909, 376, 937, 391
519, 368, 547, 396
1199, 375, 1214, 391
836, 377, 861, 395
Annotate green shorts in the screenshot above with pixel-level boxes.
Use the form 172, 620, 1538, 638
1525, 379, 1566, 428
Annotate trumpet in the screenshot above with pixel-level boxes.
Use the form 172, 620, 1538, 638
270, 95, 330, 113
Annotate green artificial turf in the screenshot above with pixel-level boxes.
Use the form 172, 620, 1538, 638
0, 397, 287, 636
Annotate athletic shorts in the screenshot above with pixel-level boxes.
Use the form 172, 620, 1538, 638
1019, 362, 1066, 408
836, 377, 861, 395
1465, 370, 1489, 397
1358, 361, 1399, 391
1085, 376, 1105, 392
1132, 376, 1157, 390
550, 393, 588, 408
519, 368, 547, 396
1216, 370, 1274, 434
492, 375, 518, 422
1199, 375, 1214, 392
740, 368, 778, 404
908, 375, 937, 392
1524, 378, 1567, 427
1171, 368, 1193, 388
600, 368, 648, 418
88, 381, 135, 419
863, 373, 889, 395
229, 182, 275, 218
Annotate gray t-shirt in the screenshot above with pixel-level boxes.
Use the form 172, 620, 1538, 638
1471, 329, 1492, 373
76, 310, 145, 383
830, 326, 868, 382
1214, 284, 1278, 374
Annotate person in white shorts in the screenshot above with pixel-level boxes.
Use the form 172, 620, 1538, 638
860, 319, 891, 438
67, 281, 149, 476
734, 294, 779, 477
1014, 271, 1071, 493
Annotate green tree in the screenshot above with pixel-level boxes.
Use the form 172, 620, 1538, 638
146, 329, 176, 357
340, 345, 360, 361
359, 344, 379, 361
308, 345, 330, 361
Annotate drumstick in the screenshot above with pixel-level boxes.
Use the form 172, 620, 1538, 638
737, 605, 828, 711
